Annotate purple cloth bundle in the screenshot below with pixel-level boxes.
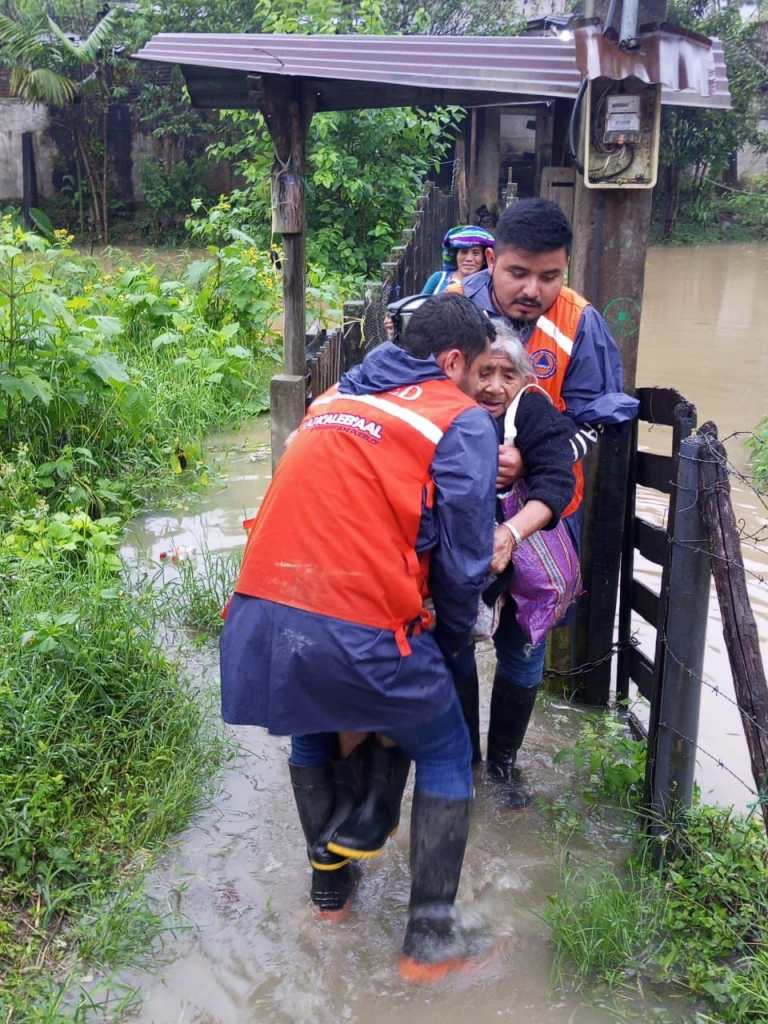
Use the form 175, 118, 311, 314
499, 482, 582, 646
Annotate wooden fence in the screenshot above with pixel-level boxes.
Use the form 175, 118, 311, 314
304, 180, 459, 398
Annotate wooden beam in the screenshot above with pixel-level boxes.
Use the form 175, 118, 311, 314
566, 179, 654, 703
534, 105, 554, 196
260, 76, 315, 390
469, 107, 501, 220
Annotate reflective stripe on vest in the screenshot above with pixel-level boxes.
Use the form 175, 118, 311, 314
234, 378, 478, 651
527, 286, 590, 517
312, 391, 445, 445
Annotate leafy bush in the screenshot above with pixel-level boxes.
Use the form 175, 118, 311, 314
138, 156, 214, 242
0, 220, 297, 1016
749, 418, 768, 490
0, 215, 282, 515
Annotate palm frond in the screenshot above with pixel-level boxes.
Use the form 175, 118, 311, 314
79, 8, 121, 62
11, 66, 77, 106
46, 9, 120, 65
0, 13, 45, 64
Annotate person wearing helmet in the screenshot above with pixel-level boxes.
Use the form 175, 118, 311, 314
422, 225, 496, 295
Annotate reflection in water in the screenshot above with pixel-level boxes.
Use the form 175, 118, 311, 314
636, 243, 768, 809
117, 244, 768, 1022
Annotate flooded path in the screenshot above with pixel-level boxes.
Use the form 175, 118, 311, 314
121, 427, 622, 1024
116, 243, 768, 1022
635, 242, 768, 808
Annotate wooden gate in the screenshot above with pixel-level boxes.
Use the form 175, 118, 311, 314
616, 386, 711, 821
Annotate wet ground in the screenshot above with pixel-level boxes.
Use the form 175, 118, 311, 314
116, 242, 768, 1022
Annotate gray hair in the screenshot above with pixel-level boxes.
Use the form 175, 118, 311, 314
489, 321, 535, 379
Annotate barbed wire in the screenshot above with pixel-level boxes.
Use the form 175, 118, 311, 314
657, 719, 759, 798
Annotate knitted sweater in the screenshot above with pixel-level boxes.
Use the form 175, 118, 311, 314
495, 390, 575, 528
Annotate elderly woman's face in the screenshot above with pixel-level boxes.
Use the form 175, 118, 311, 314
471, 350, 527, 418
455, 246, 485, 278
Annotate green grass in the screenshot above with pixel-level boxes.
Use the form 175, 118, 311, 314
546, 858, 669, 991
156, 543, 241, 640
0, 557, 224, 1019
545, 717, 768, 1023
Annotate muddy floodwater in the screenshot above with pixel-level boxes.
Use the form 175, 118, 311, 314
118, 243, 768, 1023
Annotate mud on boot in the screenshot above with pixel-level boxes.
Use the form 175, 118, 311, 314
399, 904, 498, 983
327, 743, 410, 860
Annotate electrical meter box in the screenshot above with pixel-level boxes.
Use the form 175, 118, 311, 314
584, 80, 661, 189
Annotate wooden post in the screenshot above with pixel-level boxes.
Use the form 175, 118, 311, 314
697, 423, 768, 833
540, 167, 576, 223
455, 131, 470, 223
469, 107, 501, 220
342, 300, 364, 369
534, 104, 554, 197
570, 184, 652, 391
270, 373, 306, 468
644, 433, 710, 829
21, 132, 38, 228
260, 78, 314, 381
565, 181, 653, 703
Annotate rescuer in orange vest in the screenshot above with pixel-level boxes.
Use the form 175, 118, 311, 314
222, 295, 523, 981
463, 198, 639, 807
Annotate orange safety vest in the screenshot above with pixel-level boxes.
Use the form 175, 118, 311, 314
235, 379, 478, 655
525, 286, 589, 517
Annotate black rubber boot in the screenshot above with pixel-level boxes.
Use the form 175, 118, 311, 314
289, 762, 359, 918
399, 791, 496, 983
486, 672, 538, 809
327, 743, 410, 860
452, 658, 482, 765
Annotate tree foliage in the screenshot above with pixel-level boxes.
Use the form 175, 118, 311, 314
189, 0, 465, 277
0, 4, 126, 241
656, 0, 768, 237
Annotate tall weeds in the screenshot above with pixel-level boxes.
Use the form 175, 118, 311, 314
0, 219, 319, 1019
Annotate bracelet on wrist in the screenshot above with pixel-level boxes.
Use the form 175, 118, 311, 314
501, 521, 523, 549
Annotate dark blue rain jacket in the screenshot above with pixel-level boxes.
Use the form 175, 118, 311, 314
220, 343, 497, 735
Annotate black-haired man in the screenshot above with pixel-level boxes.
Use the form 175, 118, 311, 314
221, 294, 500, 981
463, 197, 638, 805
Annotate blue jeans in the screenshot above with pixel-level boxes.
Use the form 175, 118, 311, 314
289, 695, 473, 800
493, 600, 546, 689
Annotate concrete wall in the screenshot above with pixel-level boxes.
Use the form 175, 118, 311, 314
0, 98, 58, 200
738, 118, 768, 180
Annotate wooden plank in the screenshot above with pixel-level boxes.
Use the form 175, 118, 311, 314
616, 418, 639, 703
571, 421, 633, 705
631, 579, 660, 626
635, 518, 668, 565
637, 387, 697, 428
540, 166, 576, 223
629, 648, 656, 702
636, 451, 674, 494
698, 422, 768, 834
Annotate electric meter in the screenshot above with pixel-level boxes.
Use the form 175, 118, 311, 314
583, 80, 661, 189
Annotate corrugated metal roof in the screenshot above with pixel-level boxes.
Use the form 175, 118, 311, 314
132, 32, 731, 111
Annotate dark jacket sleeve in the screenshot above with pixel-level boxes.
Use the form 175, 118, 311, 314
562, 305, 640, 426
429, 405, 498, 657
510, 391, 576, 528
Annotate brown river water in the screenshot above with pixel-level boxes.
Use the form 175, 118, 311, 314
116, 242, 768, 1023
